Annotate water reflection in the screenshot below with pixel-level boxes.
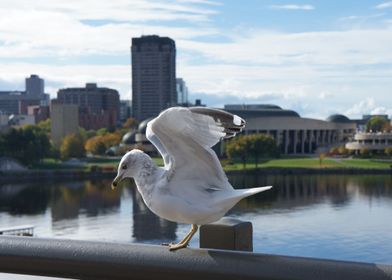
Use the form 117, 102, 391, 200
229, 174, 392, 212
0, 174, 391, 263
131, 186, 177, 242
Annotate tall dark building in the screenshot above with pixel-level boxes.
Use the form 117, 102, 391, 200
131, 35, 176, 121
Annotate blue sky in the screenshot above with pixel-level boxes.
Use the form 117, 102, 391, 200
0, 0, 392, 119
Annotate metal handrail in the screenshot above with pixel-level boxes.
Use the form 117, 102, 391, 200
0, 236, 391, 280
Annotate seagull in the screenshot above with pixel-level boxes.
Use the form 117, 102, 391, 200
112, 107, 272, 251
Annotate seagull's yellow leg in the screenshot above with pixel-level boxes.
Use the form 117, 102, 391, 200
169, 224, 198, 251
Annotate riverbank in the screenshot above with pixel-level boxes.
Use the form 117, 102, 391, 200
1, 165, 391, 184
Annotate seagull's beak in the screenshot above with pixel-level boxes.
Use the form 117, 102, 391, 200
111, 175, 123, 190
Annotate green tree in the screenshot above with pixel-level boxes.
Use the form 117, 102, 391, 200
226, 135, 250, 168
225, 134, 280, 168
247, 134, 279, 167
60, 134, 86, 160
366, 116, 390, 132
37, 119, 51, 134
0, 125, 50, 166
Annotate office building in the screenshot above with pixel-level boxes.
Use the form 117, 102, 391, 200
131, 35, 176, 121
57, 83, 120, 130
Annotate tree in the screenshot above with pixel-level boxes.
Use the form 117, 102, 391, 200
85, 136, 106, 155
225, 134, 280, 168
366, 116, 390, 132
123, 117, 138, 129
60, 134, 85, 160
0, 125, 50, 166
359, 148, 370, 158
338, 145, 348, 156
247, 134, 279, 167
385, 147, 392, 156
319, 153, 326, 167
226, 135, 250, 168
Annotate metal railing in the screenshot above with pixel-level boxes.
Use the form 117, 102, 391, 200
1, 235, 391, 280
0, 225, 34, 236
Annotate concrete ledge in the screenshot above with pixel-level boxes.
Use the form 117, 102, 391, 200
0, 236, 391, 280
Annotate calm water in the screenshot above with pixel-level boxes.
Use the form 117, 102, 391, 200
0, 174, 392, 264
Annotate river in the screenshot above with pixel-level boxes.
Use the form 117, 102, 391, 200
1, 174, 391, 264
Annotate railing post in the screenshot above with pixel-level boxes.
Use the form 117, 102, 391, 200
199, 217, 253, 252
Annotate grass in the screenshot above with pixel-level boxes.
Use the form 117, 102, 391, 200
223, 157, 392, 171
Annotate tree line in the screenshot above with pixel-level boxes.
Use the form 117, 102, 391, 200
0, 118, 138, 165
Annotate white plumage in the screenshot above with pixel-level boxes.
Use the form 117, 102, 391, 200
112, 107, 272, 250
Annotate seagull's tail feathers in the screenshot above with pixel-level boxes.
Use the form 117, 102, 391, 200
238, 186, 272, 198
213, 186, 273, 210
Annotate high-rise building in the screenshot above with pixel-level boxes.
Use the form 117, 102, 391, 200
176, 78, 188, 105
57, 83, 120, 130
26, 74, 44, 95
131, 35, 176, 121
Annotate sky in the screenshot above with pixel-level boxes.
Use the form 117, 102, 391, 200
0, 0, 392, 119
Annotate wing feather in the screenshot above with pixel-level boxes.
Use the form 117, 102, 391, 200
146, 107, 245, 188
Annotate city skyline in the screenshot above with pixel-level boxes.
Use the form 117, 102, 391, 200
0, 0, 392, 119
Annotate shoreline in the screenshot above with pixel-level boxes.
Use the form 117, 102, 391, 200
1, 167, 391, 183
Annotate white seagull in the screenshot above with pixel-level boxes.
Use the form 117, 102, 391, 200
112, 107, 272, 250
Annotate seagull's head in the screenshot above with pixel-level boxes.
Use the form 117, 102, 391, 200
111, 149, 147, 189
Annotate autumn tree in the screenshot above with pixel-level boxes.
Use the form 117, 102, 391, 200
385, 147, 392, 156
60, 134, 85, 159
123, 117, 138, 129
84, 132, 121, 155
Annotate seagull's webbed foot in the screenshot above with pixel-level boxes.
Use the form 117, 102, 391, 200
165, 224, 198, 251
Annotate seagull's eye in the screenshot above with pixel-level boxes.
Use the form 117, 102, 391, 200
121, 164, 128, 170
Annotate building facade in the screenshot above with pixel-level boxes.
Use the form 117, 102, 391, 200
131, 35, 176, 121
119, 100, 132, 122
224, 104, 357, 154
345, 132, 392, 153
57, 83, 120, 130
50, 103, 79, 147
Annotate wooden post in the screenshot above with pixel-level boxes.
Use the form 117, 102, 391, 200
199, 217, 253, 252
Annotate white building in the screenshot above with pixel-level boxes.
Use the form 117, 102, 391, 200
346, 132, 392, 153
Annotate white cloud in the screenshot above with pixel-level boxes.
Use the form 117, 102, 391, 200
345, 98, 392, 118
1, 0, 391, 119
270, 4, 314, 10
375, 1, 392, 9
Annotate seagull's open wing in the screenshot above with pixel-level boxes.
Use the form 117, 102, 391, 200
146, 107, 245, 187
